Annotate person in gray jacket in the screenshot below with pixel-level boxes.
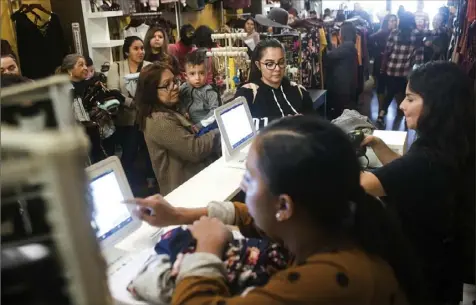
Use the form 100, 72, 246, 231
179, 51, 219, 132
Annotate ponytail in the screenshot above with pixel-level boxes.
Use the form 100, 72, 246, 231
351, 188, 426, 304
255, 116, 426, 304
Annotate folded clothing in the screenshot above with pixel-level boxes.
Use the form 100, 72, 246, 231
128, 227, 290, 304
156, 226, 290, 294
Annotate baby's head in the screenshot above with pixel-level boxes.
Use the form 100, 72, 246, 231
185, 51, 207, 89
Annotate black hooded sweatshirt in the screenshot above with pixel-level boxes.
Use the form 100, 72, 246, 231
235, 77, 314, 129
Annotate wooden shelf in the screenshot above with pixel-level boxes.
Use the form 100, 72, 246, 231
86, 10, 123, 18
90, 40, 123, 48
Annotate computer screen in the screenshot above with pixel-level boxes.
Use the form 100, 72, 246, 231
220, 102, 254, 149
89, 170, 132, 241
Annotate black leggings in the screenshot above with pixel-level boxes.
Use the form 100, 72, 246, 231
380, 76, 407, 115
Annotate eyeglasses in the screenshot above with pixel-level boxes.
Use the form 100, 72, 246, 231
157, 78, 180, 91
260, 61, 286, 70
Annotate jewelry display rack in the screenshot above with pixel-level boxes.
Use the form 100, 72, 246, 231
210, 33, 250, 93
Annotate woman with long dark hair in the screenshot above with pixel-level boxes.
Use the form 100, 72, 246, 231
144, 27, 179, 74
135, 62, 220, 195
107, 36, 153, 190
131, 116, 425, 305
236, 39, 313, 129
361, 61, 475, 304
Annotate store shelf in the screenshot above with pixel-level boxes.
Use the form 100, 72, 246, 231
90, 40, 123, 48
86, 10, 123, 18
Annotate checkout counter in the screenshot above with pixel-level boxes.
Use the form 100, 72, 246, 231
107, 128, 409, 304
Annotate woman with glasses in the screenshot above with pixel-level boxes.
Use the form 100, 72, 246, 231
135, 62, 221, 195
235, 39, 314, 129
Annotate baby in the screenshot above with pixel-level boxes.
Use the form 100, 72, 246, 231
179, 50, 219, 134
127, 226, 290, 305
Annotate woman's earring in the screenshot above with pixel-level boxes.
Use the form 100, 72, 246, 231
275, 212, 282, 221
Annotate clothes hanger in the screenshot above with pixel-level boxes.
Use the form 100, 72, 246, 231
20, 5, 43, 24
29, 4, 52, 15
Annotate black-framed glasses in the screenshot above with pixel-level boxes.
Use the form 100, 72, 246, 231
157, 78, 180, 91
260, 61, 286, 70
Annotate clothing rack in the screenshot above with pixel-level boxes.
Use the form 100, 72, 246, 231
225, 13, 251, 17
130, 12, 162, 17
206, 51, 248, 57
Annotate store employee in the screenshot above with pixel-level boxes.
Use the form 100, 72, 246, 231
235, 39, 313, 129
361, 62, 475, 304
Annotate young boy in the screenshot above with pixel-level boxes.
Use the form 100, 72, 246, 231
179, 50, 219, 133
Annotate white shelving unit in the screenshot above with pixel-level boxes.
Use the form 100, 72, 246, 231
81, 0, 124, 66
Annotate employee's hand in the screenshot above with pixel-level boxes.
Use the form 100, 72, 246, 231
127, 194, 180, 227
189, 216, 232, 257
361, 135, 382, 148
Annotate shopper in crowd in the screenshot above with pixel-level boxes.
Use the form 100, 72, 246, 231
1, 54, 20, 75
361, 61, 475, 304
423, 13, 450, 62
414, 1, 430, 30
236, 39, 313, 129
241, 17, 260, 57
370, 14, 397, 126
168, 24, 196, 79
323, 8, 332, 20
349, 3, 373, 27
135, 62, 220, 195
107, 36, 153, 190
144, 27, 180, 75
57, 54, 115, 163
309, 10, 317, 19
130, 116, 425, 305
193, 25, 217, 85
85, 56, 96, 80
324, 22, 359, 120
378, 11, 430, 129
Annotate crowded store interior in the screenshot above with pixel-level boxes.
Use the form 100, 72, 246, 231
1, 0, 475, 304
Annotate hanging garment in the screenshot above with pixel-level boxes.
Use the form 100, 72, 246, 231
11, 12, 67, 80
124, 23, 150, 40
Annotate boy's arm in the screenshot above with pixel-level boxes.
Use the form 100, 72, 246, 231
196, 89, 219, 129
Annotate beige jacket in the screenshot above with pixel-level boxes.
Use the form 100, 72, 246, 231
143, 110, 220, 195
107, 60, 151, 126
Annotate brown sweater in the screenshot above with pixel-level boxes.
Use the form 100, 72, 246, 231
172, 203, 409, 305
143, 111, 220, 195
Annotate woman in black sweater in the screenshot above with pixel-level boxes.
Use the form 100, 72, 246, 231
235, 39, 314, 129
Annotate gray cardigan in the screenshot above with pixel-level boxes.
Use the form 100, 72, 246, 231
107, 59, 151, 126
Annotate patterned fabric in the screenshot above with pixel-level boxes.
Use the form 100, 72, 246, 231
385, 29, 425, 77
155, 226, 290, 294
